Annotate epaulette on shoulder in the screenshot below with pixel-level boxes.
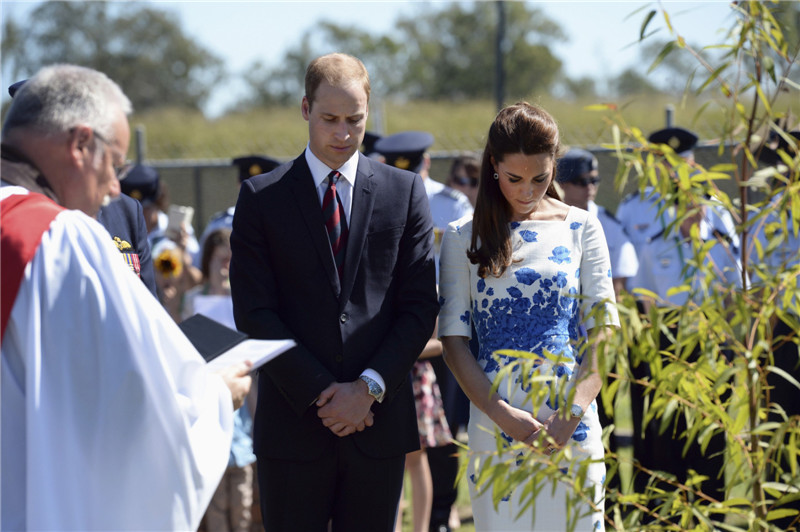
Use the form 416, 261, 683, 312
598, 205, 621, 224
647, 228, 666, 243
437, 185, 464, 202
208, 206, 235, 223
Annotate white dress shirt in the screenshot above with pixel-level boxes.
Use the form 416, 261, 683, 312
303, 146, 385, 400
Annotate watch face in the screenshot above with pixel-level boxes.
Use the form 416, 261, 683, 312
360, 376, 382, 398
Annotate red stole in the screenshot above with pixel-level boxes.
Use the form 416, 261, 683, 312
1, 192, 64, 340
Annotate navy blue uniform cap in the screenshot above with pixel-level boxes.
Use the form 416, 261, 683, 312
121, 164, 160, 205
648, 127, 698, 156
758, 130, 800, 167
556, 148, 598, 183
8, 80, 27, 98
232, 155, 280, 183
374, 131, 434, 173
361, 131, 382, 157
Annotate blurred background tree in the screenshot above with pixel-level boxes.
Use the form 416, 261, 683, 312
1, 1, 224, 112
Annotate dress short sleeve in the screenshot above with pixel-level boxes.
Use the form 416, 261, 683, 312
580, 213, 620, 330
438, 215, 474, 338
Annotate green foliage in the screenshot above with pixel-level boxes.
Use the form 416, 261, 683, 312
235, 22, 406, 111
469, 2, 800, 530
232, 1, 565, 110
1, 1, 223, 112
383, 1, 565, 102
613, 68, 663, 97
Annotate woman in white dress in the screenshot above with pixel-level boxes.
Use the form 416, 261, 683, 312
438, 102, 619, 531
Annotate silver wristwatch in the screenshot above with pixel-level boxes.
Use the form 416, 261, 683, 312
569, 403, 585, 419
359, 375, 383, 401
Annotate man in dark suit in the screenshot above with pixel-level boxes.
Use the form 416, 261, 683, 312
229, 53, 438, 532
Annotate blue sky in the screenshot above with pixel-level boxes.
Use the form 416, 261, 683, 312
1, 1, 736, 116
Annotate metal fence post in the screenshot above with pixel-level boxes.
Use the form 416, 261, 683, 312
135, 126, 145, 164
193, 166, 203, 233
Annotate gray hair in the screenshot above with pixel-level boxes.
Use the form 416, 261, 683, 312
2, 64, 132, 142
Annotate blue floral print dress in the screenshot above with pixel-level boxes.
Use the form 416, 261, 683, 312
438, 206, 619, 531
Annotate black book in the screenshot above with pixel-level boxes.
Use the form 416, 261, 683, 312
178, 313, 248, 362
178, 313, 295, 370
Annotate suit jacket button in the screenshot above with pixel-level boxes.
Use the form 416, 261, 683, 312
335, 355, 343, 362
339, 313, 348, 323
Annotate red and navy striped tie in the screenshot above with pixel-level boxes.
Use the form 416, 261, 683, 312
322, 170, 348, 279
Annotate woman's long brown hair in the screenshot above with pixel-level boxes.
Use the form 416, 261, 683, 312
467, 102, 561, 278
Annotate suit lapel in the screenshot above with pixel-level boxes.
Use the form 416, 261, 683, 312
340, 155, 375, 307
289, 156, 342, 295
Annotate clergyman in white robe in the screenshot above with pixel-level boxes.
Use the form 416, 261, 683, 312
1, 185, 234, 531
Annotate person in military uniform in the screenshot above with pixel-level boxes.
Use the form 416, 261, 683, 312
361, 131, 383, 159
617, 128, 741, 508
617, 127, 738, 294
557, 148, 639, 298
122, 163, 201, 257
447, 153, 481, 208
199, 155, 281, 248
752, 129, 800, 529
96, 193, 158, 296
8, 78, 157, 296
375, 131, 472, 532
375, 131, 473, 243
634, 190, 742, 505
123, 164, 202, 319
556, 148, 640, 509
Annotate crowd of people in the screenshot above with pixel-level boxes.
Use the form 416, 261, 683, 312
1, 52, 797, 532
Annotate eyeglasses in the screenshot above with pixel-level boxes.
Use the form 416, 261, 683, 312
452, 174, 479, 187
92, 130, 132, 180
571, 177, 601, 187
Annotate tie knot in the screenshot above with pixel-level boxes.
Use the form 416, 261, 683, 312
328, 171, 341, 186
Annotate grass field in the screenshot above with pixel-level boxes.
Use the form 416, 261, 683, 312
130, 92, 751, 162
127, 90, 800, 232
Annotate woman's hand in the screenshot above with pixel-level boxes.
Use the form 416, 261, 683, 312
489, 400, 543, 443
523, 410, 581, 453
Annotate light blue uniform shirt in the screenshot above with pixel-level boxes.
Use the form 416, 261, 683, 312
633, 226, 743, 307
752, 193, 799, 315
589, 201, 639, 280
425, 177, 473, 280
229, 403, 256, 468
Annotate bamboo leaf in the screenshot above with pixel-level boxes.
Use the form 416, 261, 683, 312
639, 9, 657, 40
763, 55, 776, 82
583, 103, 617, 112
755, 83, 773, 115
648, 41, 677, 74
766, 365, 800, 393
697, 62, 731, 93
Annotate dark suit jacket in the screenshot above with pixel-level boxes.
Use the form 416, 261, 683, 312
230, 152, 438, 461
97, 193, 157, 297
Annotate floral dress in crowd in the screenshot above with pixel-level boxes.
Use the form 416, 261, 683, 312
438, 207, 619, 531
411, 360, 452, 448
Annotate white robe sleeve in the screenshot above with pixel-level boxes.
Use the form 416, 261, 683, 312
1, 208, 233, 531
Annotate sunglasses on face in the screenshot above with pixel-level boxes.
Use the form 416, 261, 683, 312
452, 174, 479, 187
571, 177, 601, 187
